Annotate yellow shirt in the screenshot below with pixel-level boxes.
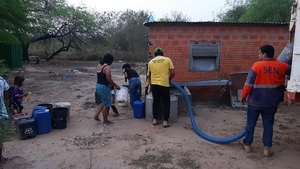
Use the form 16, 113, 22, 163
147, 56, 174, 87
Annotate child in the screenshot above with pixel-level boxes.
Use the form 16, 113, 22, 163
11, 76, 29, 114
110, 86, 120, 117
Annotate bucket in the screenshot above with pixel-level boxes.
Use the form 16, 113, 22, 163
55, 102, 71, 119
32, 106, 51, 134
133, 100, 145, 119
51, 107, 68, 129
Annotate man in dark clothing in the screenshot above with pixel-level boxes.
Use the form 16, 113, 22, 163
241, 45, 290, 157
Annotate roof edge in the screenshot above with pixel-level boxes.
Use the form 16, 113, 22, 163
144, 21, 289, 27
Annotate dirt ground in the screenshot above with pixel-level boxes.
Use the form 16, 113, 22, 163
1, 59, 300, 169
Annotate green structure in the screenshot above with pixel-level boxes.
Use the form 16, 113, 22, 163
0, 31, 22, 69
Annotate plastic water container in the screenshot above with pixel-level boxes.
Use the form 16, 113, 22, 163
133, 100, 145, 119
18, 117, 37, 140
32, 106, 51, 134
51, 107, 68, 129
32, 105, 48, 112
55, 102, 71, 119
277, 42, 293, 65
116, 86, 129, 106
38, 103, 53, 117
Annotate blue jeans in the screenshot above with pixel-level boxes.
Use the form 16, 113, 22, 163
128, 77, 141, 107
243, 105, 277, 147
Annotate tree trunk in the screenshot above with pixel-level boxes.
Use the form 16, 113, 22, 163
46, 43, 71, 61
22, 42, 30, 62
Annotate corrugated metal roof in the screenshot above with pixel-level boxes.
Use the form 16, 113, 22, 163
144, 21, 289, 27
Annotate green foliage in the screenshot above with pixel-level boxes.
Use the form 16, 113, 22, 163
158, 11, 191, 22
218, 0, 294, 22
240, 0, 294, 22
217, 0, 249, 21
218, 5, 247, 22
15, 0, 105, 61
0, 120, 16, 148
0, 60, 9, 76
0, 0, 28, 33
39, 4, 105, 61
1, 0, 151, 62
0, 31, 20, 43
78, 9, 151, 62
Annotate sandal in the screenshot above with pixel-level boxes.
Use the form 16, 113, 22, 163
1, 156, 8, 163
94, 116, 101, 121
112, 113, 120, 117
103, 121, 114, 125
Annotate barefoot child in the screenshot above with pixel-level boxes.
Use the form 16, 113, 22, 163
11, 76, 29, 114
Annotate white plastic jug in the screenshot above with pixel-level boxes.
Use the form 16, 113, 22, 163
115, 86, 129, 106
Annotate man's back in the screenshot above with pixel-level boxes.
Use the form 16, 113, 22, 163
148, 56, 174, 87
242, 59, 289, 107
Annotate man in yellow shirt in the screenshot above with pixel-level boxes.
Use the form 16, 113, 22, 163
147, 47, 175, 128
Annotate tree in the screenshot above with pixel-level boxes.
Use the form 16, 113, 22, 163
217, 5, 247, 22
240, 0, 294, 22
217, 0, 294, 22
99, 10, 150, 61
217, 0, 249, 22
158, 11, 191, 22
32, 6, 104, 61
0, 0, 28, 32
26, 1, 105, 61
1, 0, 104, 61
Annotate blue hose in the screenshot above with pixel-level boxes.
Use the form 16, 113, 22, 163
170, 82, 245, 144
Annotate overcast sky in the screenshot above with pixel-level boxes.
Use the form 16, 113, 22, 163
67, 0, 228, 21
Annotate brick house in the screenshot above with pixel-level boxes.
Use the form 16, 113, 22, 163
144, 22, 289, 102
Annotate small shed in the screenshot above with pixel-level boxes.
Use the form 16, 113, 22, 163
0, 31, 22, 69
144, 21, 289, 102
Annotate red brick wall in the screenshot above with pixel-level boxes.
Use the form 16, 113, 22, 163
148, 24, 289, 82
147, 23, 289, 101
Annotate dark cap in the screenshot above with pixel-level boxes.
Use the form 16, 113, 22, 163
154, 47, 163, 54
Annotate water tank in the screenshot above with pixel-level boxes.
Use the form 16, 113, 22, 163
145, 92, 178, 123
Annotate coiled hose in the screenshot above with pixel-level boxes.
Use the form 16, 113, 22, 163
170, 82, 245, 144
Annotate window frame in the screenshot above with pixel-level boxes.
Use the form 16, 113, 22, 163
189, 41, 221, 72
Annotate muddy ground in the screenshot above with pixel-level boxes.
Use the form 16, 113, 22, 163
1, 59, 299, 169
